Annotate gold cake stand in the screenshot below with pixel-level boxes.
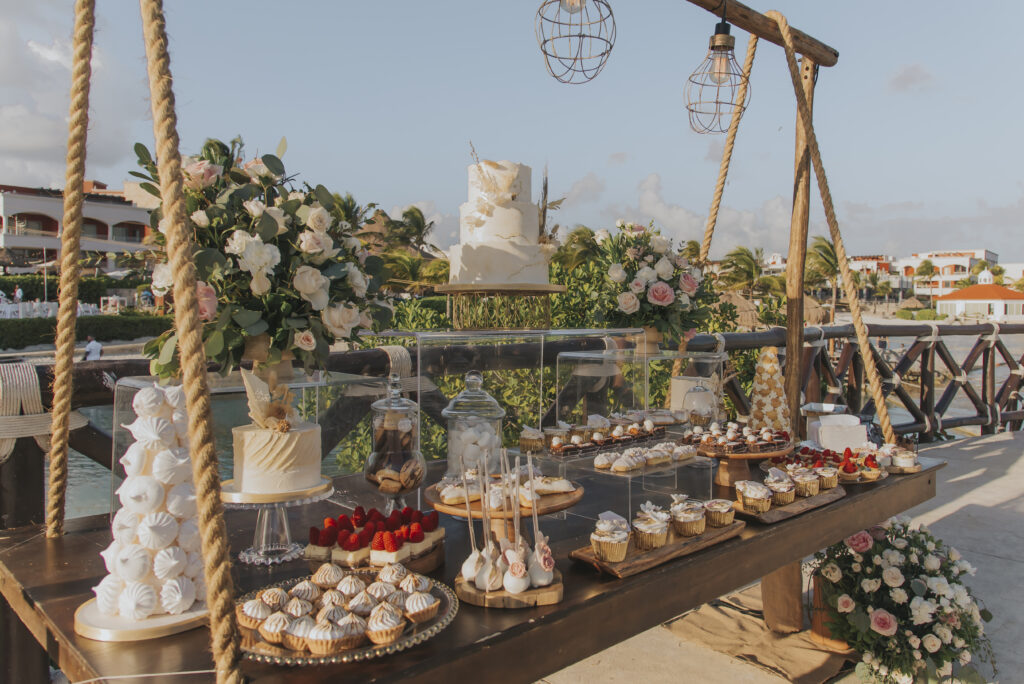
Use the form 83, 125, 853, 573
435, 283, 566, 330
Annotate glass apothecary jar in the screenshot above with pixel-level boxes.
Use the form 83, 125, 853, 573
364, 373, 425, 513
441, 371, 505, 480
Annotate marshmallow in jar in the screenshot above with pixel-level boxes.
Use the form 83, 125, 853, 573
441, 371, 506, 480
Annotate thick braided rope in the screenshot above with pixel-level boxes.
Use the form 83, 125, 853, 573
699, 33, 759, 264
46, 0, 95, 538
137, 1, 242, 681
766, 11, 897, 445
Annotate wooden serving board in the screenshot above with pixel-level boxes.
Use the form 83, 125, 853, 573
732, 485, 846, 524
424, 483, 584, 520
697, 442, 794, 461
569, 521, 745, 579
454, 570, 563, 608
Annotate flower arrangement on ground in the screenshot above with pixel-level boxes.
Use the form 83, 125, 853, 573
814, 516, 993, 683
135, 138, 392, 378
595, 221, 714, 344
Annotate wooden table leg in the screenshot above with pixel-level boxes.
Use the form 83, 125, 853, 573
761, 561, 803, 633
0, 594, 50, 682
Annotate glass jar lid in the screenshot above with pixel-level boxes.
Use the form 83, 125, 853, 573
371, 373, 418, 415
441, 371, 506, 420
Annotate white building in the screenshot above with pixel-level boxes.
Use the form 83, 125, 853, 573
935, 276, 1024, 321
0, 181, 154, 272
894, 249, 998, 298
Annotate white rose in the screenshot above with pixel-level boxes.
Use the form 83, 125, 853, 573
908, 634, 921, 649
926, 575, 951, 598
910, 596, 936, 625
923, 554, 941, 572
607, 263, 627, 283
629, 278, 646, 294
299, 230, 331, 255
882, 567, 904, 588
821, 563, 841, 583
912, 650, 921, 661
921, 633, 941, 653
654, 256, 675, 280
650, 235, 670, 254
306, 205, 332, 232
288, 191, 305, 202
689, 266, 702, 282
934, 624, 953, 644
958, 651, 971, 666
925, 541, 935, 552
151, 263, 173, 295
677, 292, 691, 309
293, 329, 316, 351
891, 538, 908, 550
243, 199, 265, 218
949, 548, 961, 562
890, 588, 909, 604
953, 636, 965, 649
322, 302, 360, 339
293, 265, 331, 310
636, 266, 657, 283
836, 594, 855, 613
594, 229, 610, 244
225, 230, 254, 256
190, 210, 210, 228
615, 219, 625, 229
852, 562, 862, 572
347, 268, 368, 298
616, 291, 640, 315
264, 206, 289, 234
238, 240, 280, 276
250, 271, 271, 296
861, 578, 881, 593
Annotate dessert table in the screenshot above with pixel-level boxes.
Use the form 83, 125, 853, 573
0, 458, 943, 683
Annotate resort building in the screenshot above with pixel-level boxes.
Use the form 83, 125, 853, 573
0, 182, 154, 272
934, 270, 1024, 321
895, 249, 998, 298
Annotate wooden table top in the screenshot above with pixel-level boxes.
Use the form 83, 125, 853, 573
0, 458, 944, 684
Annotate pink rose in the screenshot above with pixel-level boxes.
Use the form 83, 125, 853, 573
845, 530, 874, 554
616, 291, 640, 315
182, 158, 222, 190
870, 608, 898, 636
836, 594, 855, 613
684, 328, 697, 342
629, 278, 646, 294
293, 329, 317, 352
195, 281, 217, 321
678, 272, 699, 296
647, 281, 675, 307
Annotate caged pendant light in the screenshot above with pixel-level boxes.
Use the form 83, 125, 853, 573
536, 0, 616, 85
684, 0, 750, 133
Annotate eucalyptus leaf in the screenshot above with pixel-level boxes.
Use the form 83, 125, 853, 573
980, 608, 992, 622
296, 205, 311, 224
275, 136, 287, 158
205, 330, 224, 356
140, 182, 161, 198
256, 212, 278, 241
245, 319, 269, 336
134, 142, 152, 162
128, 170, 153, 182
313, 184, 334, 209
849, 607, 870, 633
911, 578, 928, 597
194, 248, 227, 280
261, 154, 285, 177
232, 309, 261, 328
157, 334, 177, 365
227, 169, 250, 185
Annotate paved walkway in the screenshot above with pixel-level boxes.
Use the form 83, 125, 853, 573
541, 432, 1023, 683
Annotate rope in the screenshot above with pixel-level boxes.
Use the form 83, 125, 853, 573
47, 0, 95, 538
138, 1, 242, 681
1, 364, 87, 464
699, 34, 759, 264
379, 345, 412, 378
766, 11, 897, 446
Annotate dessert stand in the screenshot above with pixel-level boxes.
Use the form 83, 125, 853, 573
701, 442, 795, 487
423, 480, 583, 540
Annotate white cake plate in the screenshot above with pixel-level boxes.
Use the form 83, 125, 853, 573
221, 477, 335, 566
74, 598, 207, 642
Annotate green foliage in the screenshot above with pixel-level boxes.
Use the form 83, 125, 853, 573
391, 297, 449, 330
895, 309, 916, 320
0, 314, 172, 350
916, 309, 939, 321
0, 275, 148, 304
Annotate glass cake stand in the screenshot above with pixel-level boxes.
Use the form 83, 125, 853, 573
221, 478, 335, 565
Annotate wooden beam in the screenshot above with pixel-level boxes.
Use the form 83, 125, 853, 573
684, 0, 839, 67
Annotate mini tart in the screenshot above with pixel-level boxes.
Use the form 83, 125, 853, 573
318, 588, 346, 610
704, 499, 735, 527
346, 589, 377, 617
399, 573, 431, 594
384, 589, 409, 610
283, 614, 315, 651
282, 596, 313, 619
335, 612, 368, 650
257, 611, 292, 645
305, 619, 345, 656
336, 574, 366, 599
838, 466, 861, 483
814, 467, 839, 489
289, 579, 321, 603
377, 562, 408, 585
236, 598, 272, 629
312, 562, 346, 589
671, 508, 706, 537
260, 587, 289, 611
316, 603, 348, 624
405, 591, 440, 623
366, 581, 396, 601
859, 465, 881, 481
366, 602, 406, 645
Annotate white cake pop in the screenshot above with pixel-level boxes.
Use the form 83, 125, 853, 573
132, 386, 171, 420
114, 543, 152, 582
162, 385, 186, 411
177, 519, 201, 553
119, 441, 155, 477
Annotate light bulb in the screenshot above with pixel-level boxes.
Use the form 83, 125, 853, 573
559, 0, 584, 13
709, 51, 730, 85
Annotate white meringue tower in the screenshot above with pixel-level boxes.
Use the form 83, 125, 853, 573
75, 383, 208, 641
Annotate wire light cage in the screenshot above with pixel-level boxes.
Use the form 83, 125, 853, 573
535, 0, 616, 85
684, 24, 750, 133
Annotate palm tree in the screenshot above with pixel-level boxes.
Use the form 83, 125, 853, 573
396, 206, 440, 256
681, 240, 701, 264
970, 259, 989, 276
876, 281, 893, 301
551, 226, 599, 270
991, 264, 1005, 284
381, 252, 448, 295
866, 271, 881, 298
915, 259, 936, 304
806, 236, 840, 322
333, 192, 374, 229
719, 246, 765, 296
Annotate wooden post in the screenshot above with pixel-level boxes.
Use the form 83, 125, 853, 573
784, 55, 817, 438
982, 332, 997, 434
919, 343, 936, 442
762, 562, 804, 633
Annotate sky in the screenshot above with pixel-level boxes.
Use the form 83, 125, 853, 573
3, 0, 1024, 261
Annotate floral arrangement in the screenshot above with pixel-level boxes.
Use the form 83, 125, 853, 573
595, 221, 714, 344
134, 138, 392, 378
815, 516, 993, 683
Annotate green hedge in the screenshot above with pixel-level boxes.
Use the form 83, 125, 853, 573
895, 309, 915, 320
0, 275, 149, 304
0, 314, 172, 350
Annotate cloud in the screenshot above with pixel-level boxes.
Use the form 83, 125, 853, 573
562, 172, 605, 207
887, 64, 933, 93
607, 151, 629, 165
704, 139, 724, 162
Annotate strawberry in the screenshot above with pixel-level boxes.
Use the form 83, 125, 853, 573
410, 510, 424, 525
324, 516, 337, 529
799, 446, 810, 455
357, 527, 373, 548
387, 510, 403, 526
843, 447, 854, 459
409, 527, 425, 543
341, 532, 360, 551
400, 506, 414, 524
371, 531, 386, 551
422, 511, 439, 533
383, 532, 399, 552
813, 459, 825, 469
352, 506, 367, 527
409, 522, 423, 536
368, 508, 384, 522
336, 514, 354, 532
384, 514, 401, 532
308, 526, 320, 545
842, 461, 858, 473
318, 527, 338, 547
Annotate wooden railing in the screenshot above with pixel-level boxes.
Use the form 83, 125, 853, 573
2, 322, 1021, 530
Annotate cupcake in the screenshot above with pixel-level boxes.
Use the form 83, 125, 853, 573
236, 598, 271, 629
814, 466, 839, 489
632, 502, 670, 551
312, 562, 346, 590
305, 619, 345, 656
764, 469, 796, 506
335, 612, 367, 650
257, 611, 291, 645
704, 499, 735, 527
283, 614, 315, 651
377, 563, 408, 586
405, 590, 440, 623
519, 426, 546, 453
336, 574, 366, 600
589, 518, 630, 562
735, 481, 772, 514
260, 587, 289, 611
792, 471, 820, 497
671, 507, 706, 537
366, 602, 406, 645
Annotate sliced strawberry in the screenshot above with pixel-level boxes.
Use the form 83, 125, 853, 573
409, 527, 425, 543
371, 531, 386, 551
813, 459, 825, 469
383, 532, 399, 553
422, 511, 439, 533
308, 526, 320, 545
842, 461, 858, 473
410, 510, 424, 525
340, 532, 359, 551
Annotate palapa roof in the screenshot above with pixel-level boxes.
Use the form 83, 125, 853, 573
935, 284, 1024, 302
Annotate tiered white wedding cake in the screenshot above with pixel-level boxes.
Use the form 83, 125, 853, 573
447, 160, 554, 286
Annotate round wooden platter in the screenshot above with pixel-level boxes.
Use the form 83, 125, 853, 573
697, 442, 794, 461
454, 569, 563, 608
698, 443, 793, 487
75, 599, 208, 642
423, 482, 584, 521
